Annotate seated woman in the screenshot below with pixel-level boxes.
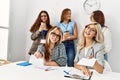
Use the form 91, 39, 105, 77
74, 22, 104, 76
34, 26, 67, 66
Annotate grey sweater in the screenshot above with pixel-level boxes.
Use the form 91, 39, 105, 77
37, 43, 67, 66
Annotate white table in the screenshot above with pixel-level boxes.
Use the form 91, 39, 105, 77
0, 61, 120, 80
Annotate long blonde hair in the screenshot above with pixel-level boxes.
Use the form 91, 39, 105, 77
77, 22, 104, 52
45, 26, 62, 60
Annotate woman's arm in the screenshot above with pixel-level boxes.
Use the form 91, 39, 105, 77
74, 62, 91, 76
31, 30, 41, 40
93, 44, 105, 73
103, 28, 112, 53
44, 60, 59, 66
93, 61, 104, 73
66, 22, 78, 40
52, 43, 67, 66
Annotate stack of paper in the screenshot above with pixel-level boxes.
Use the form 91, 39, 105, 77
77, 58, 96, 67
29, 55, 51, 70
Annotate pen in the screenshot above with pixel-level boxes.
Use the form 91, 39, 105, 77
45, 68, 57, 71
89, 71, 93, 80
63, 70, 70, 75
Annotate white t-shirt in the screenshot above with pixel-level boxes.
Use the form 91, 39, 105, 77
102, 27, 112, 53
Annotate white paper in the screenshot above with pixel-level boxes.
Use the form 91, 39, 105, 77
29, 55, 51, 69
77, 58, 96, 67
40, 39, 46, 43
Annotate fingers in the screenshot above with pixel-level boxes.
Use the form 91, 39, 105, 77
88, 54, 94, 59
34, 52, 43, 58
81, 66, 91, 76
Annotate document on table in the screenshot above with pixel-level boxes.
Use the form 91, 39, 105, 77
77, 58, 96, 67
29, 55, 51, 70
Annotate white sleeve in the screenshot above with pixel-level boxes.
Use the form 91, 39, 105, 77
103, 28, 112, 53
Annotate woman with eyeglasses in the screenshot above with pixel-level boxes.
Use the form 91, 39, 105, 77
28, 10, 52, 55
34, 26, 67, 66
57, 8, 78, 67
74, 22, 104, 76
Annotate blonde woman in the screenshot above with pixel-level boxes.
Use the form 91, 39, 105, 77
74, 22, 104, 76
34, 26, 67, 66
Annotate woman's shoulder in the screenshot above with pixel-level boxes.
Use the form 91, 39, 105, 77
56, 43, 65, 48
69, 20, 75, 24
57, 22, 62, 26
37, 44, 45, 52
93, 43, 104, 50
102, 26, 111, 32
38, 44, 45, 50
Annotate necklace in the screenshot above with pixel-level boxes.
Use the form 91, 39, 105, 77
62, 23, 69, 31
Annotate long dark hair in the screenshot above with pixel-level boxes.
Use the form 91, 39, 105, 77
30, 10, 52, 32
44, 26, 62, 61
92, 10, 105, 27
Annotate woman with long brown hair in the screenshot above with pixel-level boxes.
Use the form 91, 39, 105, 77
28, 10, 52, 55
34, 26, 67, 66
90, 10, 112, 61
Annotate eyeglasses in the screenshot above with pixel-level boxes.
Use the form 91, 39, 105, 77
85, 26, 97, 33
51, 32, 61, 39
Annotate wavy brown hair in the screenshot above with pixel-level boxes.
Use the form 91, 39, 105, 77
44, 26, 62, 61
30, 10, 52, 32
91, 10, 105, 27
60, 8, 71, 23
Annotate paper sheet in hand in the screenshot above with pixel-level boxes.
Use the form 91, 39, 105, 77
29, 55, 51, 69
77, 58, 96, 67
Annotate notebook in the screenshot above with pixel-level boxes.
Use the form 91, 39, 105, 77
16, 61, 32, 66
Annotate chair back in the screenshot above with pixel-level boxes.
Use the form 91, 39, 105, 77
0, 59, 10, 66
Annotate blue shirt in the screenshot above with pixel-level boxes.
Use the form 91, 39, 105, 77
57, 20, 75, 36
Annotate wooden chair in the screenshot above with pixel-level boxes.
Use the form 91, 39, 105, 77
0, 59, 10, 66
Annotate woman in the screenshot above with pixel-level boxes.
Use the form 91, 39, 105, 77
34, 27, 67, 66
90, 10, 112, 61
28, 10, 52, 55
57, 8, 78, 67
74, 22, 104, 76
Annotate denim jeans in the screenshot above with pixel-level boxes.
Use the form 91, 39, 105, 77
63, 40, 75, 67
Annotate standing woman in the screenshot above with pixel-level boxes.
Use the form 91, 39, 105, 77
34, 27, 67, 66
90, 10, 112, 61
74, 22, 104, 76
28, 10, 52, 55
57, 8, 78, 67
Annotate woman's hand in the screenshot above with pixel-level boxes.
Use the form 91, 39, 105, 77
74, 62, 91, 76
81, 66, 91, 76
39, 23, 47, 32
62, 35, 70, 41
34, 51, 43, 58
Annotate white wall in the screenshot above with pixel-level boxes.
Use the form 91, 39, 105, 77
8, 0, 28, 61
8, 0, 120, 72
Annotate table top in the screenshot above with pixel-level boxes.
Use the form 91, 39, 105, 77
0, 61, 120, 80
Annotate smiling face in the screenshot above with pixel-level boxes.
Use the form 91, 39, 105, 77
84, 24, 97, 39
65, 10, 71, 20
41, 12, 48, 23
49, 29, 61, 44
